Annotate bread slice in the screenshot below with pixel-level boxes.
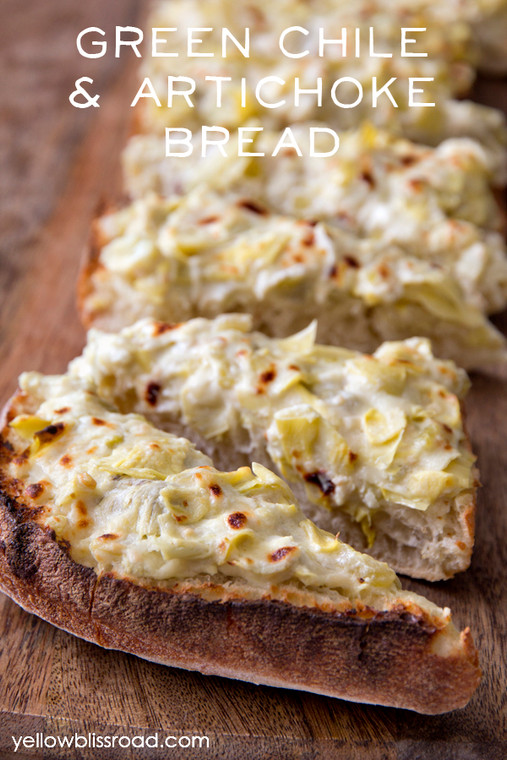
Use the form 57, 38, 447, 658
123, 126, 507, 316
66, 315, 477, 580
136, 0, 507, 172
0, 378, 480, 713
77, 190, 507, 369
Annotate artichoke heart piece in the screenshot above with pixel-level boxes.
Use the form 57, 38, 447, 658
10, 415, 69, 456
100, 440, 196, 480
268, 405, 352, 481
383, 471, 458, 511
363, 408, 407, 445
10, 416, 52, 440
348, 358, 408, 395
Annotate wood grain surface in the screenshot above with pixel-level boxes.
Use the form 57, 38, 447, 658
0, 1, 506, 758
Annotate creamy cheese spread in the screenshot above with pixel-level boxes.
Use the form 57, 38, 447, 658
123, 125, 507, 314
84, 190, 507, 367
9, 376, 407, 606
68, 316, 476, 543
136, 0, 507, 173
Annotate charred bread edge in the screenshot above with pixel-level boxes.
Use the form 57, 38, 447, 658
0, 400, 481, 714
0, 482, 482, 715
77, 210, 115, 329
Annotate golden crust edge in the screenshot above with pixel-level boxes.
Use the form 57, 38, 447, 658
0, 394, 481, 714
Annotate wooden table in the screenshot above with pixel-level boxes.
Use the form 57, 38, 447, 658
0, 1, 505, 757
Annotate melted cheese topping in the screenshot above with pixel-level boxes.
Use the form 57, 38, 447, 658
85, 190, 507, 367
68, 316, 476, 539
123, 126, 507, 314
8, 378, 404, 606
137, 0, 507, 174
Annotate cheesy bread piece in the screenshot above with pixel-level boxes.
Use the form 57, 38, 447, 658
123, 126, 507, 315
68, 315, 478, 580
78, 190, 507, 369
0, 377, 480, 712
136, 0, 507, 175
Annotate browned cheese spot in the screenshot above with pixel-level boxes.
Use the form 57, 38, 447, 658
361, 170, 375, 187
34, 423, 65, 445
237, 199, 268, 215
76, 501, 88, 517
153, 321, 180, 336
228, 512, 247, 529
26, 483, 44, 499
260, 367, 276, 384
344, 255, 360, 269
257, 365, 277, 394
54, 407, 70, 415
400, 154, 418, 167
269, 546, 297, 562
145, 382, 161, 406
60, 455, 72, 467
304, 470, 336, 496
409, 178, 424, 192
92, 417, 107, 426
209, 483, 222, 497
348, 451, 358, 464
302, 230, 315, 247
198, 215, 220, 225
98, 533, 119, 541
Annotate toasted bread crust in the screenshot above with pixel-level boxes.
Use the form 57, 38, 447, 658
0, 396, 481, 713
77, 214, 114, 330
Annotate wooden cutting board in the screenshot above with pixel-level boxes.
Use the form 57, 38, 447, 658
0, 1, 505, 757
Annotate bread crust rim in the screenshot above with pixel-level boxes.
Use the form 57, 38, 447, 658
0, 395, 481, 715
